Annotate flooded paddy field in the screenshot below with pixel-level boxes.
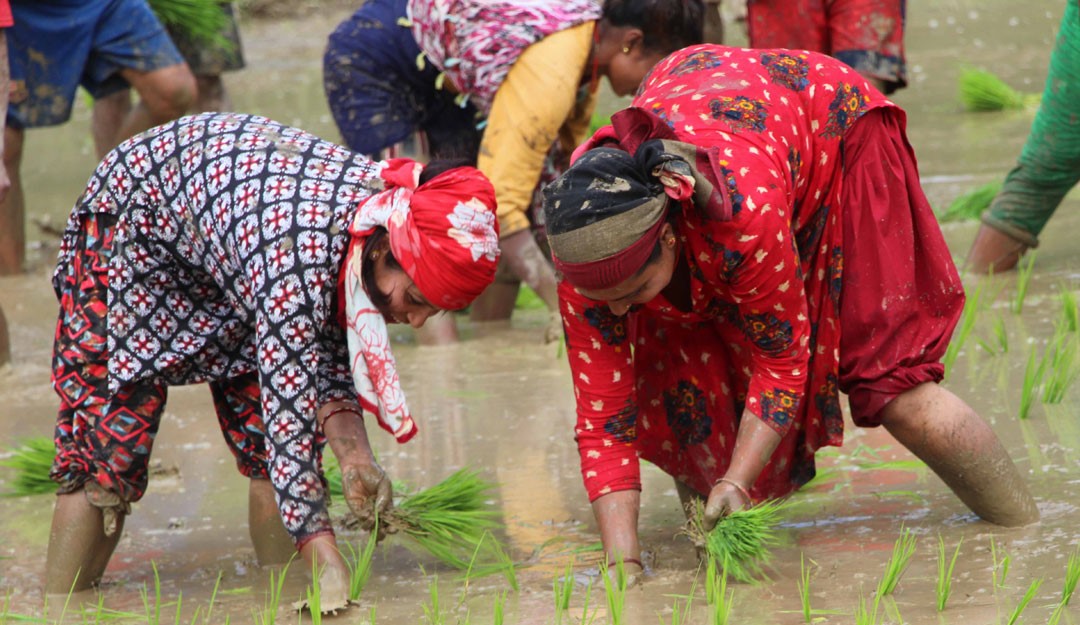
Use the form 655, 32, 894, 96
1, 0, 1079, 623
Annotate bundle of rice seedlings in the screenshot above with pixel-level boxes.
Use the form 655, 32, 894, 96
386, 468, 507, 576
685, 498, 790, 583
959, 68, 1039, 112
148, 0, 230, 47
0, 436, 56, 496
937, 181, 1003, 223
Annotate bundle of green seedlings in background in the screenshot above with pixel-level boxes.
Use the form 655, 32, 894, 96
958, 68, 1040, 112
148, 0, 231, 47
0, 436, 56, 496
685, 498, 790, 583
937, 181, 1003, 223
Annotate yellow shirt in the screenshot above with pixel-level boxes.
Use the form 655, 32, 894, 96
477, 21, 598, 238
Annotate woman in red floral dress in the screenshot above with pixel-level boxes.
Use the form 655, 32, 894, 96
543, 44, 1038, 577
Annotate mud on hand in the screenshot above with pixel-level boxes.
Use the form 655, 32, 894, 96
341, 462, 395, 540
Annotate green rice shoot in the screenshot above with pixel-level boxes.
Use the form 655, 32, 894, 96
1018, 345, 1046, 420
688, 498, 789, 584
875, 527, 917, 597
797, 553, 812, 623
706, 557, 735, 625
937, 181, 1002, 223
853, 591, 880, 625
552, 559, 575, 625
1062, 544, 1080, 605
935, 535, 963, 612
943, 278, 984, 376
148, 0, 231, 48
599, 557, 629, 625
958, 68, 1036, 112
1006, 578, 1043, 625
343, 519, 380, 601
991, 536, 1011, 589
1061, 288, 1080, 333
1041, 325, 1080, 404
1013, 252, 1037, 314
0, 436, 57, 497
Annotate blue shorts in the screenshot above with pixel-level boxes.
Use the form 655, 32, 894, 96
322, 0, 481, 159
7, 0, 185, 128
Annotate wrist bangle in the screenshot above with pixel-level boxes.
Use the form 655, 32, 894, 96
319, 405, 363, 430
715, 477, 752, 504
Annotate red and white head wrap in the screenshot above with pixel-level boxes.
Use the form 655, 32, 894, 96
342, 159, 499, 443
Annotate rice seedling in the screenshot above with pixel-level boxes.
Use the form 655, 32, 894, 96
422, 575, 446, 625
991, 536, 1011, 589
1018, 344, 1046, 420
577, 577, 600, 625
552, 559, 575, 625
937, 181, 1003, 223
343, 518, 380, 600
1062, 544, 1080, 605
252, 559, 291, 625
1005, 578, 1043, 625
958, 68, 1038, 112
1040, 320, 1080, 404
0, 436, 56, 496
599, 558, 629, 625
943, 278, 985, 375
1061, 288, 1079, 333
992, 315, 1009, 354
1012, 252, 1037, 314
797, 553, 811, 622
147, 0, 230, 47
305, 558, 323, 625
706, 557, 734, 625
686, 498, 789, 583
140, 562, 165, 625
660, 576, 698, 625
875, 527, 917, 597
1048, 601, 1067, 625
853, 591, 880, 625
935, 535, 963, 611
491, 591, 506, 625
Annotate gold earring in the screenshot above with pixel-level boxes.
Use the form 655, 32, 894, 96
622, 46, 631, 54
666, 237, 676, 246
370, 251, 381, 261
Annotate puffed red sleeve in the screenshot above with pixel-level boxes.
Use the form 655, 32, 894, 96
558, 280, 641, 501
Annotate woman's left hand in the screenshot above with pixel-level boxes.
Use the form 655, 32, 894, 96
341, 462, 395, 539
702, 479, 750, 531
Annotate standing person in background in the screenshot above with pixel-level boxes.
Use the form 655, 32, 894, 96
965, 0, 1080, 274
93, 2, 247, 155
43, 112, 500, 610
324, 0, 704, 343
745, 0, 907, 94
0, 0, 12, 367
0, 0, 196, 276
543, 45, 1038, 578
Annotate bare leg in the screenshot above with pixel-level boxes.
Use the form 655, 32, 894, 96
0, 304, 9, 367
91, 90, 133, 159
415, 314, 458, 345
95, 64, 195, 155
44, 491, 124, 594
880, 382, 1039, 526
964, 223, 1028, 274
0, 126, 25, 275
194, 75, 231, 113
248, 478, 296, 566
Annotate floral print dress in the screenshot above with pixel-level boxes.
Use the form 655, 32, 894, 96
560, 45, 896, 502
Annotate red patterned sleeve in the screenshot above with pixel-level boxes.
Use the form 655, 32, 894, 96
710, 192, 810, 437
558, 280, 641, 501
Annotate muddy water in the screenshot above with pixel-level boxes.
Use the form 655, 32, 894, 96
2, 1, 1079, 623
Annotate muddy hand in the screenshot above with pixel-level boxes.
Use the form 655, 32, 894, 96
703, 481, 749, 531
341, 462, 394, 538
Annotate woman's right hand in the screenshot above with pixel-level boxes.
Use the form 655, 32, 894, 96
341, 462, 394, 538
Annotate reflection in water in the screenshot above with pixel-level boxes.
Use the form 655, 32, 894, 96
1, 0, 1080, 622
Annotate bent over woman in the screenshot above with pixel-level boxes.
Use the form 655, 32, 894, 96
543, 45, 1039, 576
44, 113, 500, 605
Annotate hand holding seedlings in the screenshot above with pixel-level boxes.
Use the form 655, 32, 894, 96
341, 462, 395, 540
703, 478, 751, 529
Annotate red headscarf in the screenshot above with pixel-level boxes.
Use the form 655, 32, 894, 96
340, 159, 499, 443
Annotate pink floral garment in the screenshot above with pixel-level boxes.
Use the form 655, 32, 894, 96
560, 45, 893, 502
406, 0, 601, 113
